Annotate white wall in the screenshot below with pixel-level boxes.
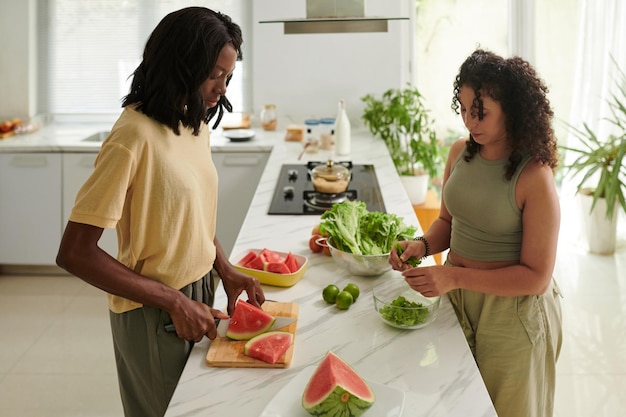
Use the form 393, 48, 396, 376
251, 0, 412, 126
0, 0, 35, 121
0, 0, 412, 126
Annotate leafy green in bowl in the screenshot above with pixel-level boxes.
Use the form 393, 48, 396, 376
373, 279, 440, 329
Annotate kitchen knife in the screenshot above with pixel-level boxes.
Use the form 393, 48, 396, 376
164, 316, 296, 337
216, 316, 296, 338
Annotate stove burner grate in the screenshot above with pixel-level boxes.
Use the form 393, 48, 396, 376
303, 190, 357, 211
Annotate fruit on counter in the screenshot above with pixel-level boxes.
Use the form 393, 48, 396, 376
237, 248, 301, 274
319, 201, 416, 255
342, 283, 360, 301
0, 120, 12, 133
309, 224, 331, 256
335, 291, 353, 310
244, 331, 293, 364
302, 351, 375, 417
226, 300, 276, 340
309, 234, 324, 253
0, 118, 22, 133
322, 284, 340, 304
322, 282, 360, 310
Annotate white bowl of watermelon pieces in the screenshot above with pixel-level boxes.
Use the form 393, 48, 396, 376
233, 248, 308, 287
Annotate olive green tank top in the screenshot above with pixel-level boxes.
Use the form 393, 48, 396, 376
443, 151, 532, 262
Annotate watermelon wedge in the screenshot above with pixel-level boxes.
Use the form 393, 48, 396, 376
225, 300, 276, 340
242, 253, 265, 271
243, 331, 294, 364
260, 248, 285, 264
284, 252, 300, 273
237, 250, 258, 267
302, 351, 375, 417
266, 261, 291, 274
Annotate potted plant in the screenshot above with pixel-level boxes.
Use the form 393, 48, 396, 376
561, 59, 626, 254
361, 85, 443, 205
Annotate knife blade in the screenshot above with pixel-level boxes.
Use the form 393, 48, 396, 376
216, 316, 296, 338
164, 316, 297, 337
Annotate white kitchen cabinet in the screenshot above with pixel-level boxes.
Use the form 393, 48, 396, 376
62, 153, 118, 256
0, 153, 62, 265
213, 151, 270, 256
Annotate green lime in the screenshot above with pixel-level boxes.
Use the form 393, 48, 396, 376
343, 283, 360, 302
335, 291, 354, 310
322, 284, 340, 304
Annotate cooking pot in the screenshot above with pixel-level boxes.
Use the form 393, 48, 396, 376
309, 159, 351, 194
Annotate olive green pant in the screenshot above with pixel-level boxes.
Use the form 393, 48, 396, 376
445, 260, 562, 417
109, 271, 218, 417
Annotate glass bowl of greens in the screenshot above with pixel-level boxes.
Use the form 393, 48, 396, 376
373, 279, 440, 329
324, 237, 392, 277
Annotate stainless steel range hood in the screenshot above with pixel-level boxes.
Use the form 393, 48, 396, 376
259, 0, 409, 34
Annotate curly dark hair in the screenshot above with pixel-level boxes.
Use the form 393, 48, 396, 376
451, 49, 559, 180
122, 7, 242, 135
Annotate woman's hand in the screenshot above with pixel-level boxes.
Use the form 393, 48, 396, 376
402, 265, 456, 297
389, 240, 425, 271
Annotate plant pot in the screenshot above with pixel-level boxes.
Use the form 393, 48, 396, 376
400, 174, 429, 205
579, 190, 618, 255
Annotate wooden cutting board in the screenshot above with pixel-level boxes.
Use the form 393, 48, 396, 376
206, 301, 298, 368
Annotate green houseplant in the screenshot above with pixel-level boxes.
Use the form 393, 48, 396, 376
560, 61, 626, 220
361, 85, 443, 179
560, 58, 626, 253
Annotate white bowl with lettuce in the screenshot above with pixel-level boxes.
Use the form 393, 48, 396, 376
318, 201, 416, 277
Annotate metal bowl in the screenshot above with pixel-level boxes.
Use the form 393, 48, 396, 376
321, 237, 391, 277
373, 278, 440, 329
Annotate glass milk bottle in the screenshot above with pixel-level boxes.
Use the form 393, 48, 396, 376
334, 99, 351, 156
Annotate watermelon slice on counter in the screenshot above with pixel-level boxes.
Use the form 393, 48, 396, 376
226, 300, 276, 340
244, 331, 294, 364
237, 248, 301, 274
302, 351, 376, 417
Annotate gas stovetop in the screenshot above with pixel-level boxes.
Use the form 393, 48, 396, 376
267, 161, 386, 215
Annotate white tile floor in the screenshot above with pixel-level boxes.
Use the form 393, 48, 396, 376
0, 197, 624, 417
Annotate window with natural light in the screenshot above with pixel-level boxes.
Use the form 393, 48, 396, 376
38, 0, 246, 115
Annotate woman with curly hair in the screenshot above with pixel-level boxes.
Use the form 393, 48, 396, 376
390, 49, 562, 417
56, 7, 265, 417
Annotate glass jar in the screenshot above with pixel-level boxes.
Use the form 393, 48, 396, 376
319, 117, 335, 150
261, 104, 277, 131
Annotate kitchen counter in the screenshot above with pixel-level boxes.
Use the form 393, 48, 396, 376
165, 131, 497, 417
1, 118, 496, 415
0, 114, 277, 153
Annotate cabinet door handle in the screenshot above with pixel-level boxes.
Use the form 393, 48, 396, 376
222, 155, 263, 166
10, 155, 48, 167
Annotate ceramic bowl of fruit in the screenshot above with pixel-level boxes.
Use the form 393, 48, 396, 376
373, 278, 440, 329
232, 248, 308, 287
322, 237, 391, 277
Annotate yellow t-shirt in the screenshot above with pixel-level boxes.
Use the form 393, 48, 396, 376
69, 107, 218, 313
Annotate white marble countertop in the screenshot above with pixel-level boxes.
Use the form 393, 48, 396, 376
164, 131, 497, 417
0, 114, 276, 153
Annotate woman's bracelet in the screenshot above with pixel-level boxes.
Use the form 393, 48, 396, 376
413, 236, 430, 259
